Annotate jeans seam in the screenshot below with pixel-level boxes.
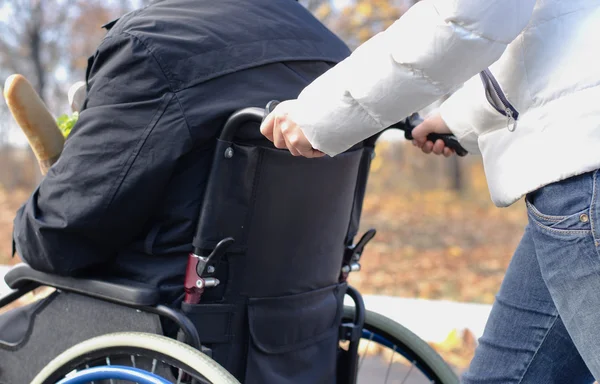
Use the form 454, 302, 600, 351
590, 170, 599, 246
528, 214, 592, 235
526, 199, 565, 222
516, 315, 559, 384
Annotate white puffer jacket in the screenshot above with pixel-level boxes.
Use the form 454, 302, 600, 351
293, 0, 600, 207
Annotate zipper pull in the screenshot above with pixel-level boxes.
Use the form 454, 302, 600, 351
506, 108, 517, 132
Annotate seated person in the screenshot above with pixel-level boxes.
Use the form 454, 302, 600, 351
10, 0, 350, 304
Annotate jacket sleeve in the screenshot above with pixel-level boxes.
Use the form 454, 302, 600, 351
12, 32, 192, 275
291, 0, 536, 156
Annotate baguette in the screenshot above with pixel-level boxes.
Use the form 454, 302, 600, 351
3, 74, 64, 174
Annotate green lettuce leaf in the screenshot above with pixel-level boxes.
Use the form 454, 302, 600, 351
56, 112, 79, 138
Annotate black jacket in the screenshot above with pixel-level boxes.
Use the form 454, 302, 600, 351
13, 0, 350, 294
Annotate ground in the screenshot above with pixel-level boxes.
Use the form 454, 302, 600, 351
0, 141, 528, 373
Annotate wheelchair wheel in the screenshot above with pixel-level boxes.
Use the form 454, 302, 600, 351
344, 306, 460, 384
31, 332, 240, 384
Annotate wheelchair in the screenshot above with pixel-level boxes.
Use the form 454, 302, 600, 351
0, 103, 461, 384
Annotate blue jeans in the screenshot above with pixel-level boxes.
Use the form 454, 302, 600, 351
463, 169, 600, 384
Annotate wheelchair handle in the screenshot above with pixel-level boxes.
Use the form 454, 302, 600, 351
219, 101, 280, 142
221, 101, 467, 157
220, 107, 268, 142
397, 114, 468, 157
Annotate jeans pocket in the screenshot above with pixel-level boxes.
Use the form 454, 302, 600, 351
526, 196, 592, 235
244, 283, 345, 384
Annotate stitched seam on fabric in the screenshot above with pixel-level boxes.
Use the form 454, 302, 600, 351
529, 214, 592, 235
395, 61, 448, 95
172, 92, 193, 139
590, 170, 598, 245
173, 55, 342, 93
165, 37, 322, 62
525, 199, 565, 222
431, 3, 503, 44
123, 32, 173, 88
346, 90, 386, 130
454, 127, 477, 144
100, 93, 174, 217
523, 5, 598, 31
282, 62, 311, 82
517, 315, 559, 384
525, 199, 590, 225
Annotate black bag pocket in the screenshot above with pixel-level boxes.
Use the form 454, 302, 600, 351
244, 283, 345, 384
180, 302, 235, 344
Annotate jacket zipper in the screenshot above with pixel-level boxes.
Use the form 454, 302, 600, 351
479, 69, 519, 132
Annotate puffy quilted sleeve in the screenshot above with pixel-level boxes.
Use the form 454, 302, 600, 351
292, 0, 536, 156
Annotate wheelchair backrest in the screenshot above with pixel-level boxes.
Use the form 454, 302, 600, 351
192, 107, 376, 298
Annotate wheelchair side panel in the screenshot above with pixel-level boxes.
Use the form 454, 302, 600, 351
0, 291, 162, 384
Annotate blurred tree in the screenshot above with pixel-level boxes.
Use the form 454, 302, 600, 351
300, 0, 423, 49
0, 0, 147, 184
0, 0, 148, 104
332, 0, 403, 49
68, 2, 115, 76
0, 0, 76, 103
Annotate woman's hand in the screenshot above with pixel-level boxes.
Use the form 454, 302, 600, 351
259, 100, 325, 158
412, 114, 455, 157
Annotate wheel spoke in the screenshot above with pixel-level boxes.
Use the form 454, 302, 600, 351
400, 361, 416, 384
359, 331, 375, 371
384, 345, 397, 384
85, 365, 95, 384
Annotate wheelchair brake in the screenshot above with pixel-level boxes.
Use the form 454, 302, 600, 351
184, 237, 235, 305
339, 229, 376, 282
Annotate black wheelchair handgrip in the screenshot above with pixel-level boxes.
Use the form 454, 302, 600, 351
394, 114, 468, 157
219, 101, 281, 142
219, 107, 265, 142
426, 133, 468, 157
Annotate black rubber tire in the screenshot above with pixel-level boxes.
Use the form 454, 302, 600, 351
344, 306, 460, 384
